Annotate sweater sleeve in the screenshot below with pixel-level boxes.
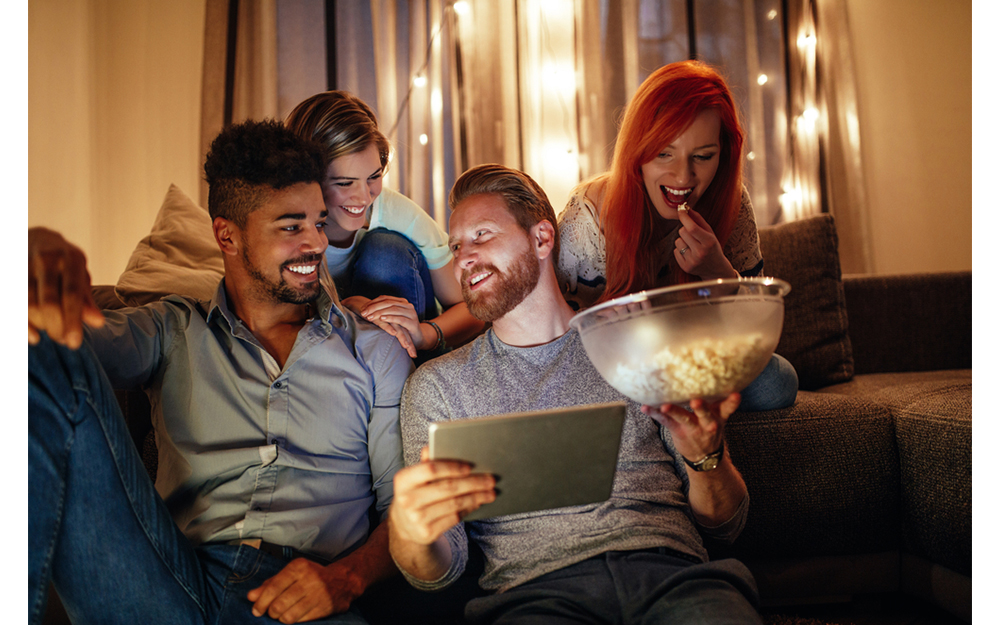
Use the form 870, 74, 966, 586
396, 364, 471, 589
556, 190, 608, 311
723, 187, 763, 276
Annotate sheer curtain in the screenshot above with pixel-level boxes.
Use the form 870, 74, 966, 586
198, 0, 871, 271
447, 0, 797, 224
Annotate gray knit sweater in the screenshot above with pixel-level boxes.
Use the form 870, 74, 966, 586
398, 328, 748, 592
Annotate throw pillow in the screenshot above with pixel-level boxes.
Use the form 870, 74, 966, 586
114, 184, 225, 306
758, 214, 854, 389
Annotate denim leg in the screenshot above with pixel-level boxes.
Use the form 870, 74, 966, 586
28, 334, 210, 625
351, 228, 438, 320
609, 554, 762, 625
466, 552, 761, 625
465, 557, 618, 625
738, 353, 799, 411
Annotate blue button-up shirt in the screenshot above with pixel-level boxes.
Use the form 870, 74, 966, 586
85, 281, 413, 562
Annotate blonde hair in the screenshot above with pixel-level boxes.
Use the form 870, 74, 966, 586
284, 91, 391, 168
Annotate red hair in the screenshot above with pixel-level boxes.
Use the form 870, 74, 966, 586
599, 60, 745, 302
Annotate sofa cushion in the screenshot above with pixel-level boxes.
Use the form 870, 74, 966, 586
758, 214, 854, 390
718, 391, 900, 560
92, 284, 127, 310
842, 272, 972, 375
114, 184, 225, 306
821, 371, 972, 577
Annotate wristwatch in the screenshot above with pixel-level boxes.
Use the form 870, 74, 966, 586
682, 440, 725, 472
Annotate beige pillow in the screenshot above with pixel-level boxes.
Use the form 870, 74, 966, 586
115, 184, 224, 306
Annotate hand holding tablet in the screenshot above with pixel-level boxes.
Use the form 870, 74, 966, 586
428, 402, 627, 521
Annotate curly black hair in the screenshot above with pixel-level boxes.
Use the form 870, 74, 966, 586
203, 118, 326, 226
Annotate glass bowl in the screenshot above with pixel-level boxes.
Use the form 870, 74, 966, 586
568, 277, 791, 406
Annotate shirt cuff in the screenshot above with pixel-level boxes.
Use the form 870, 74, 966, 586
392, 525, 469, 591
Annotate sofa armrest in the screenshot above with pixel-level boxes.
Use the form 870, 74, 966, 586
842, 271, 971, 375
92, 284, 128, 310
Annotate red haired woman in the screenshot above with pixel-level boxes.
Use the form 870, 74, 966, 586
556, 60, 798, 410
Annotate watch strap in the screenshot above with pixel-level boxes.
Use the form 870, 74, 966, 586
682, 439, 725, 472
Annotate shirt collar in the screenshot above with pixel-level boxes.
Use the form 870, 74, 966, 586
206, 278, 348, 335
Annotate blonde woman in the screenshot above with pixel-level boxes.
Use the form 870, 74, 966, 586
286, 91, 484, 359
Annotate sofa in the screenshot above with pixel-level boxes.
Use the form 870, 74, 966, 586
42, 186, 972, 623
719, 215, 972, 622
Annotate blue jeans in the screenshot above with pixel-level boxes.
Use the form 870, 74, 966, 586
464, 549, 761, 624
28, 334, 368, 625
738, 353, 798, 411
351, 229, 438, 321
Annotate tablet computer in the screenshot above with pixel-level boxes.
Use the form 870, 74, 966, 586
428, 402, 627, 521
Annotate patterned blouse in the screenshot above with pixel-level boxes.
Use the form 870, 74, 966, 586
555, 181, 763, 310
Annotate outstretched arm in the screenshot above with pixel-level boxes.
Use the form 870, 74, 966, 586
643, 393, 748, 527
28, 227, 106, 348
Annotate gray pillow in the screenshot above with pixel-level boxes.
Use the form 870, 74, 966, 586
758, 214, 854, 389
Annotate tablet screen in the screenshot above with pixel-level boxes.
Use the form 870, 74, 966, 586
428, 402, 627, 521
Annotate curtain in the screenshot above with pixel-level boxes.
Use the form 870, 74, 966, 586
784, 0, 872, 272
199, 0, 277, 206
813, 0, 872, 274
449, 0, 799, 224
197, 0, 872, 272
199, 0, 326, 207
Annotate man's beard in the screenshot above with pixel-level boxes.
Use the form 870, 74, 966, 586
242, 245, 322, 305
462, 245, 540, 323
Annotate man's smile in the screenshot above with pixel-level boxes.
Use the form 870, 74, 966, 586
468, 270, 494, 290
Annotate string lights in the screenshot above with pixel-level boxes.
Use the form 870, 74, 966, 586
779, 3, 822, 222
383, 0, 580, 221
383, 2, 458, 143
382, 1, 812, 225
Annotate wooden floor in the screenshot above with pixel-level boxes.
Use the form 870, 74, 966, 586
759, 593, 967, 625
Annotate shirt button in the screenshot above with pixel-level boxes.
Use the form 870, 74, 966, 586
273, 381, 282, 389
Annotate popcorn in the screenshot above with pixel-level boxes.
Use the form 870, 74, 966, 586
612, 333, 770, 404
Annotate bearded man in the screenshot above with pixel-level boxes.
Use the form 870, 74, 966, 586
386, 164, 764, 625
28, 119, 412, 624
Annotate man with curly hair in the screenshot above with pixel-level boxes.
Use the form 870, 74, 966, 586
28, 120, 413, 624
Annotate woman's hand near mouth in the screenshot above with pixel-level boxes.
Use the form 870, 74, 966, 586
674, 206, 739, 281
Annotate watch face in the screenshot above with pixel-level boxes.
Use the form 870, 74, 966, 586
700, 456, 720, 471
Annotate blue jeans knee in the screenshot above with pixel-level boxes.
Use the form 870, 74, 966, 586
28, 335, 208, 625
739, 353, 799, 411
351, 228, 438, 320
